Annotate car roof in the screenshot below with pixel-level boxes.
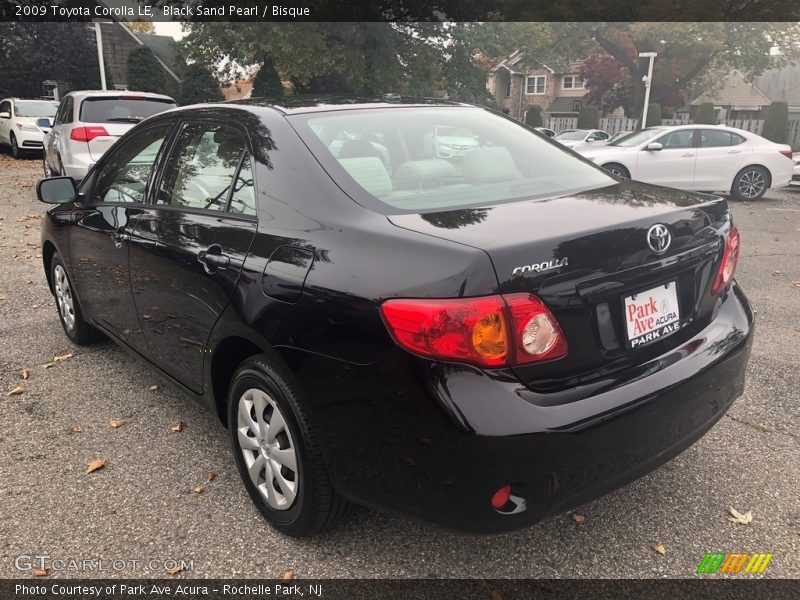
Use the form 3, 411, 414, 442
63, 90, 175, 102
231, 95, 467, 115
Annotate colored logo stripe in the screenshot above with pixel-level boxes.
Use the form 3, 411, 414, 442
696, 552, 773, 574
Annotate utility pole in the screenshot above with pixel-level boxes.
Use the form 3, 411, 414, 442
95, 22, 107, 90
639, 52, 657, 129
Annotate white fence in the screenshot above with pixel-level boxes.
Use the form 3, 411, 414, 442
543, 116, 800, 148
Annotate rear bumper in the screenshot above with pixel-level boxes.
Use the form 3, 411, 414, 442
299, 284, 753, 533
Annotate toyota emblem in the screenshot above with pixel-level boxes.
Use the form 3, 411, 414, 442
647, 224, 671, 255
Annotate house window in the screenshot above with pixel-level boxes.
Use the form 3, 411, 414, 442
504, 79, 511, 98
562, 75, 584, 90
525, 75, 546, 95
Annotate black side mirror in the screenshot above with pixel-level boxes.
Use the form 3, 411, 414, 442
37, 177, 76, 204
36, 118, 52, 128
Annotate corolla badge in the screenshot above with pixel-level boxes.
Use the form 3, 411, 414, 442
647, 224, 671, 255
512, 257, 568, 277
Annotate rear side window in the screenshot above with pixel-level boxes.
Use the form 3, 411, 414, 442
80, 97, 176, 124
292, 107, 614, 212
156, 122, 250, 213
700, 129, 746, 147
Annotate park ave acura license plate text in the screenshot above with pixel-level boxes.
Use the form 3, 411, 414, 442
625, 281, 681, 347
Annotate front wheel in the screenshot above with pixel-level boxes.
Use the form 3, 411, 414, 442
10, 133, 20, 158
43, 155, 54, 177
602, 162, 630, 179
731, 166, 769, 201
228, 355, 350, 537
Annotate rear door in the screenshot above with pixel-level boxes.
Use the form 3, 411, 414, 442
693, 129, 748, 191
132, 120, 258, 392
635, 129, 698, 189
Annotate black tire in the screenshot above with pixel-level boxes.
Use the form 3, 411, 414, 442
50, 254, 104, 345
10, 133, 20, 158
731, 165, 769, 201
43, 155, 53, 178
602, 162, 630, 179
228, 354, 349, 537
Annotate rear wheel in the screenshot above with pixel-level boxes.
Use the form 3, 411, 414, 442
602, 162, 630, 179
50, 254, 104, 345
228, 355, 350, 537
731, 165, 769, 201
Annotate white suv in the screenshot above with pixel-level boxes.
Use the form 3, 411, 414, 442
0, 98, 58, 158
42, 90, 176, 179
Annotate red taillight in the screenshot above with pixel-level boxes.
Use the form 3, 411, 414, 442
380, 293, 567, 368
779, 149, 793, 160
711, 227, 740, 295
491, 485, 512, 509
69, 126, 109, 142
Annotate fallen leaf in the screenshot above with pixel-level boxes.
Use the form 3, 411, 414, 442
490, 591, 504, 600
86, 458, 106, 474
0, 294, 6, 301
19, 369, 30, 379
43, 363, 55, 369
205, 471, 217, 483
71, 426, 82, 433
281, 570, 294, 581
728, 507, 753, 525
171, 421, 184, 433
652, 542, 666, 555
167, 565, 183, 576
792, 281, 800, 288
193, 485, 204, 494
7, 386, 26, 396
54, 352, 74, 362
148, 384, 159, 391
109, 418, 127, 429
32, 567, 50, 577
571, 513, 586, 523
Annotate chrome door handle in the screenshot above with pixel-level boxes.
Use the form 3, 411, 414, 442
681, 152, 695, 157
727, 149, 741, 154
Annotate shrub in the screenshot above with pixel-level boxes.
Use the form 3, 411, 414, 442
252, 57, 284, 98
126, 46, 166, 94
178, 65, 222, 105
525, 105, 543, 127
761, 101, 788, 143
577, 105, 600, 129
693, 102, 717, 125
645, 102, 662, 127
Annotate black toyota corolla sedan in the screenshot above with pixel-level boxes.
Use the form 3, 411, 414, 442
37, 98, 753, 537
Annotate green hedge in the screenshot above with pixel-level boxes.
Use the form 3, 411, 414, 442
645, 103, 662, 127
126, 46, 166, 94
761, 101, 788, 143
525, 105, 543, 127
178, 65, 223, 105
252, 57, 284, 97
577, 105, 599, 129
693, 102, 717, 125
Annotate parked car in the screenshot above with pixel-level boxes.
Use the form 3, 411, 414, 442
0, 98, 58, 158
791, 152, 800, 186
553, 128, 609, 148
37, 98, 753, 537
534, 127, 555, 138
576, 125, 793, 200
42, 90, 176, 179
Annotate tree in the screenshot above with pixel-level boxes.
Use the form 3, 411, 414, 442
127, 21, 155, 35
645, 103, 662, 127
761, 101, 788, 143
526, 105, 543, 127
178, 64, 222, 105
127, 46, 166, 93
577, 105, 600, 129
251, 57, 284, 97
694, 102, 717, 124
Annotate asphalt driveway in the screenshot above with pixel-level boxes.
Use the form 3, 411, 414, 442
0, 153, 798, 579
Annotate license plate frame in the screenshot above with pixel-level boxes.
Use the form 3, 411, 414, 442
622, 281, 681, 349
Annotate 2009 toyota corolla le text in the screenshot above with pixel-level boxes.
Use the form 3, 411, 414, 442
36, 98, 754, 537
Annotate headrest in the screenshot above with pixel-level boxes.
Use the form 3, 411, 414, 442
462, 147, 520, 183
393, 159, 457, 190
338, 157, 392, 197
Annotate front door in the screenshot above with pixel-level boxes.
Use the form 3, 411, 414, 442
133, 120, 258, 392
636, 129, 698, 189
69, 123, 174, 356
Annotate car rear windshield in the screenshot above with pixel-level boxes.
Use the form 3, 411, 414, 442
290, 107, 614, 213
14, 100, 58, 118
79, 97, 177, 124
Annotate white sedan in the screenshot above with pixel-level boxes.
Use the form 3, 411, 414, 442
553, 128, 610, 148
791, 152, 800, 186
576, 125, 794, 200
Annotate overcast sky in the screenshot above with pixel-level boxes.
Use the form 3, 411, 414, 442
153, 22, 186, 40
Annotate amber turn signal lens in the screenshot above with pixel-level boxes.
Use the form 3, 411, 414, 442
471, 311, 508, 361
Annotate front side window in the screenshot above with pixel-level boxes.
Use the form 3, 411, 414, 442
292, 107, 614, 213
657, 129, 695, 149
92, 125, 173, 204
157, 123, 248, 213
526, 75, 546, 95
228, 155, 256, 216
0, 100, 11, 116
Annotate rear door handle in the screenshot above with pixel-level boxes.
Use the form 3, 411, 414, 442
681, 152, 695, 157
197, 245, 231, 273
727, 149, 741, 154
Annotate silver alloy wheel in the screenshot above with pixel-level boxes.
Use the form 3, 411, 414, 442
43, 157, 52, 178
737, 169, 766, 199
53, 264, 76, 331
237, 387, 298, 510
605, 165, 628, 178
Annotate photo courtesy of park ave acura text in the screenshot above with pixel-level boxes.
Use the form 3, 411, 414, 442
0, 0, 798, 595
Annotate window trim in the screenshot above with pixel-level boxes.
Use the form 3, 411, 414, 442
525, 75, 547, 95
149, 118, 258, 221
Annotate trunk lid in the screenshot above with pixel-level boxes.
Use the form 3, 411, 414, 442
86, 122, 131, 162
388, 180, 730, 390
